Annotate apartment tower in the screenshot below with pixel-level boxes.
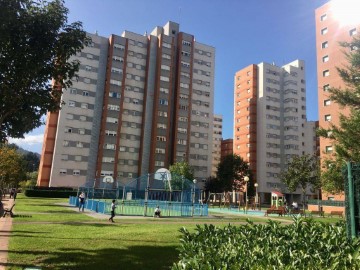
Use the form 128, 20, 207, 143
38, 21, 215, 187
211, 114, 223, 177
234, 60, 316, 203
315, 1, 359, 201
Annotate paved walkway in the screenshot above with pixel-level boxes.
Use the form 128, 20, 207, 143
0, 197, 14, 270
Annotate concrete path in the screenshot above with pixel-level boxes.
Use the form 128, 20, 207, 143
0, 198, 14, 270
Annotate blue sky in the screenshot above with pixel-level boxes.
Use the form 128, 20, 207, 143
10, 0, 329, 153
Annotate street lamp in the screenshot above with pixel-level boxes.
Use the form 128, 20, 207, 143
192, 179, 197, 217
254, 183, 259, 210
244, 176, 249, 213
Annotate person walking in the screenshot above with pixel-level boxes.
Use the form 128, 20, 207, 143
109, 199, 116, 223
78, 192, 86, 212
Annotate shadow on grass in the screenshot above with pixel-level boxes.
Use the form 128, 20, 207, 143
5, 245, 179, 270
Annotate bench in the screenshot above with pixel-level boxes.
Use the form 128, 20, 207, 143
265, 207, 286, 217
310, 210, 324, 217
329, 211, 343, 218
3, 204, 15, 217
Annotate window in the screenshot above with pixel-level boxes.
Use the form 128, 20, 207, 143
155, 148, 165, 154
78, 129, 85, 135
86, 54, 93, 59
108, 104, 120, 111
323, 70, 330, 77
110, 79, 122, 86
324, 99, 331, 106
70, 88, 77, 95
156, 136, 166, 142
323, 84, 330, 91
160, 76, 169, 82
82, 91, 89, 96
321, 41, 328, 49
75, 156, 82, 162
81, 103, 88, 109
321, 28, 328, 35
159, 99, 168, 105
73, 170, 80, 176
322, 55, 329, 63
76, 142, 83, 148
59, 169, 67, 175
161, 64, 170, 71
68, 101, 75, 107
105, 144, 116, 150
85, 65, 92, 71
65, 127, 72, 133
325, 114, 331, 121
162, 53, 171, 60
325, 146, 333, 153
181, 61, 190, 68
112, 56, 124, 62
106, 117, 118, 124
83, 78, 91, 84
320, 14, 327, 21
158, 111, 168, 117
350, 28, 357, 36
155, 161, 165, 166
163, 42, 171, 49
61, 154, 68, 160
160, 88, 169, 94
114, 43, 125, 50
111, 67, 123, 74
182, 40, 191, 46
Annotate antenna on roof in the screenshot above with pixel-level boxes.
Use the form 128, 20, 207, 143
179, 7, 182, 25
95, 30, 98, 36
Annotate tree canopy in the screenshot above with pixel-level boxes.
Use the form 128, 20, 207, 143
280, 154, 319, 208
0, 0, 90, 142
0, 144, 27, 188
318, 36, 360, 192
216, 154, 251, 193
169, 161, 194, 190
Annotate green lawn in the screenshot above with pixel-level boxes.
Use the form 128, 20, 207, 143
6, 195, 342, 270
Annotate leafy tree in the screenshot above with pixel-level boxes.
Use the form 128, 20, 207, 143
169, 161, 194, 190
0, 144, 27, 188
216, 154, 251, 193
280, 155, 319, 210
318, 36, 360, 192
0, 0, 90, 142
204, 176, 222, 193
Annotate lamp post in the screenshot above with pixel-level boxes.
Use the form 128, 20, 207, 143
254, 183, 259, 210
244, 176, 249, 214
192, 179, 197, 217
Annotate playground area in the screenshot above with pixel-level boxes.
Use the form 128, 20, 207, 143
69, 172, 207, 217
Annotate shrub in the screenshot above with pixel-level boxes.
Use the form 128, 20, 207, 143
172, 218, 360, 270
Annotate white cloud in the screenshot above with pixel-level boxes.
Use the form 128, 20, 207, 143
9, 134, 44, 145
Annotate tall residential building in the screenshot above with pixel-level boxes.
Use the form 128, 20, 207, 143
221, 139, 233, 160
234, 60, 316, 203
212, 114, 223, 177
38, 21, 215, 188
316, 1, 359, 201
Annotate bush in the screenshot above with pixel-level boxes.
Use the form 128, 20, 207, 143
24, 189, 77, 198
172, 218, 360, 270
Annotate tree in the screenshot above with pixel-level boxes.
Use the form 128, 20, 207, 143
216, 154, 251, 193
0, 144, 27, 188
318, 36, 360, 192
169, 161, 195, 190
280, 155, 319, 210
0, 0, 90, 142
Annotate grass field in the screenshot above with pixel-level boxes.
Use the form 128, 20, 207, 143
5, 195, 343, 270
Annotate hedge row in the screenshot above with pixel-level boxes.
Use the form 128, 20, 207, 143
24, 189, 78, 198
172, 218, 360, 270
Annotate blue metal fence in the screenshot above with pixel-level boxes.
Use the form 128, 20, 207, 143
69, 196, 208, 217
